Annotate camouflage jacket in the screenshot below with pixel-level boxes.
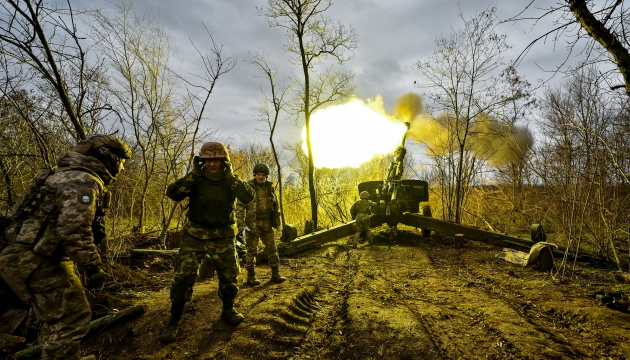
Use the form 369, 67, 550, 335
236, 179, 280, 230
350, 199, 375, 219
10, 151, 110, 268
167, 169, 255, 239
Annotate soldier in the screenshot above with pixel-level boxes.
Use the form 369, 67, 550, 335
0, 135, 132, 360
350, 191, 375, 248
160, 142, 255, 343
237, 163, 285, 286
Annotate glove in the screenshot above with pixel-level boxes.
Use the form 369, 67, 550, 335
85, 266, 106, 289
192, 156, 203, 177
224, 161, 234, 177
91, 214, 107, 245
224, 161, 236, 185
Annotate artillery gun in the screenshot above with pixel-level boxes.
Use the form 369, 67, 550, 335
357, 142, 432, 236
273, 126, 597, 266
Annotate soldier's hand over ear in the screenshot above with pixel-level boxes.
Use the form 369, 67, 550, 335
224, 161, 234, 176
224, 161, 237, 185
192, 156, 203, 177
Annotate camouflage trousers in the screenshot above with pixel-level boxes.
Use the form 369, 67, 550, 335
353, 213, 373, 246
0, 246, 91, 360
244, 219, 280, 269
169, 232, 241, 304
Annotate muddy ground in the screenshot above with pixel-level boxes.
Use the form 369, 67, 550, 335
6, 226, 630, 359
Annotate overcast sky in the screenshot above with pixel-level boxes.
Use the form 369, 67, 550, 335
82, 0, 569, 152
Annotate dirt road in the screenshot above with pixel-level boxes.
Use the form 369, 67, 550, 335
82, 230, 630, 359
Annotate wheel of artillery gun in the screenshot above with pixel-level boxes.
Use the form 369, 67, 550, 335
530, 224, 547, 242
421, 205, 432, 237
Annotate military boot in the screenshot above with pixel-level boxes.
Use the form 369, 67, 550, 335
352, 234, 360, 249
159, 301, 186, 343
271, 265, 286, 283
221, 301, 244, 325
247, 268, 261, 286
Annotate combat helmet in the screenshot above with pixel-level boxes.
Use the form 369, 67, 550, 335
199, 142, 230, 161
74, 134, 132, 177
253, 163, 270, 175
360, 191, 370, 199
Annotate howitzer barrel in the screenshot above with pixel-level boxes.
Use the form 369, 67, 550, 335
401, 121, 410, 147
383, 122, 410, 185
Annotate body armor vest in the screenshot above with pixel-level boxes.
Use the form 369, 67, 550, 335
255, 184, 272, 220
187, 176, 236, 228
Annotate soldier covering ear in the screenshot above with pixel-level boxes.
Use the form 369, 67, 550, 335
161, 141, 255, 343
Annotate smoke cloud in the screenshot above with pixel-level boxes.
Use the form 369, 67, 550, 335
472, 116, 533, 167
394, 93, 533, 167
392, 92, 425, 123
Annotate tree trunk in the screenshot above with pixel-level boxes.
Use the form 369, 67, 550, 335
568, 0, 630, 95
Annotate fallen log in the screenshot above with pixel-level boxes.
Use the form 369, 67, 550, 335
13, 305, 145, 360
129, 249, 178, 257
86, 304, 145, 338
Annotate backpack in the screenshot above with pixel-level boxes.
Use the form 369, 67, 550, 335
1, 167, 55, 246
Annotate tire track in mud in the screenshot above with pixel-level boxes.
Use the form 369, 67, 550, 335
219, 246, 359, 359
365, 245, 589, 359
226, 286, 320, 359
429, 246, 622, 358
288, 246, 362, 359
278, 245, 448, 360
293, 244, 591, 359
324, 247, 458, 359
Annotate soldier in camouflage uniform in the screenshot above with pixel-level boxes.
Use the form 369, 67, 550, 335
350, 191, 375, 248
236, 163, 285, 286
160, 142, 255, 343
0, 135, 131, 360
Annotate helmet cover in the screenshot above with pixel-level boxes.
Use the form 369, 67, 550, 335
73, 134, 132, 159
199, 142, 230, 161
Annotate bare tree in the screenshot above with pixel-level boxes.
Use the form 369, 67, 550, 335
535, 67, 629, 271
0, 89, 68, 212
258, 0, 357, 229
0, 0, 98, 140
90, 1, 179, 233
414, 7, 531, 223
249, 54, 295, 227
510, 0, 630, 95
